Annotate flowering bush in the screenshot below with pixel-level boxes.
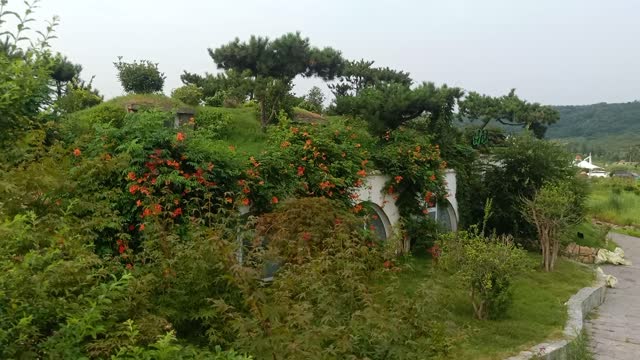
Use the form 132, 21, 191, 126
374, 127, 446, 216
242, 116, 375, 212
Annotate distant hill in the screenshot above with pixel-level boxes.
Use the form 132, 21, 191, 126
547, 101, 640, 139
545, 101, 640, 161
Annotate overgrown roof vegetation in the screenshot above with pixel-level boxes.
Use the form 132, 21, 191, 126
0, 1, 602, 359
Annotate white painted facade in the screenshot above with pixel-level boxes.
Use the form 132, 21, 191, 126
354, 169, 459, 237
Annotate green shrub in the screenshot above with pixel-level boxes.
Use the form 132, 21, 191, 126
255, 197, 374, 264
204, 92, 225, 107
482, 133, 576, 239
242, 100, 258, 108
171, 84, 203, 106
243, 116, 375, 212
195, 107, 231, 137
61, 102, 127, 140
439, 229, 531, 319
56, 88, 103, 113
114, 58, 166, 94
298, 99, 322, 113
403, 215, 441, 253
229, 201, 451, 359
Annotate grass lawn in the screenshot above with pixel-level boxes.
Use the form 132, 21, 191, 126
565, 221, 617, 251
207, 106, 268, 156
387, 254, 594, 359
588, 178, 640, 227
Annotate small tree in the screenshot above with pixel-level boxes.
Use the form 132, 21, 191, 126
209, 32, 344, 130
171, 84, 203, 106
114, 57, 165, 94
523, 182, 581, 272
298, 86, 325, 113
51, 55, 82, 99
458, 89, 559, 138
439, 229, 530, 320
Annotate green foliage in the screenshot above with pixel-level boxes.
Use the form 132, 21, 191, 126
523, 181, 584, 271
114, 57, 166, 94
209, 32, 344, 129
112, 329, 253, 360
255, 197, 369, 264
403, 215, 441, 252
244, 115, 374, 212
588, 178, 640, 227
330, 59, 412, 97
50, 54, 82, 98
298, 85, 325, 113
204, 91, 225, 107
60, 102, 127, 140
335, 81, 463, 135
182, 69, 255, 106
0, 51, 52, 145
195, 106, 232, 137
0, 211, 130, 358
56, 87, 102, 113
549, 101, 640, 143
439, 229, 532, 320
228, 198, 452, 359
459, 89, 559, 138
481, 133, 577, 239
565, 221, 615, 251
171, 84, 203, 106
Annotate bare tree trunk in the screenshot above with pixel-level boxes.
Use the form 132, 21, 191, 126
259, 99, 268, 131
551, 229, 560, 271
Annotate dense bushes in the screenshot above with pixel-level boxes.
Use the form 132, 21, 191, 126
479, 134, 577, 240
226, 197, 452, 359
2, 3, 589, 355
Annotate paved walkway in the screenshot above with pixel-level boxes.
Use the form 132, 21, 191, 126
586, 232, 640, 360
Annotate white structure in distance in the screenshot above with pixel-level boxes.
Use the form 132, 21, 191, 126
575, 154, 608, 178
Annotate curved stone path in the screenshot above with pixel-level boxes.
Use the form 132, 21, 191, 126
586, 232, 640, 360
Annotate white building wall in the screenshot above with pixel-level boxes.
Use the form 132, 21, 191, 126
356, 170, 458, 234
444, 169, 458, 221
354, 174, 401, 229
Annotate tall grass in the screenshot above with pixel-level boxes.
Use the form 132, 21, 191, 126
588, 178, 640, 227
564, 221, 616, 251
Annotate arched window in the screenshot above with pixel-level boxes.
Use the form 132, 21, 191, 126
436, 200, 458, 232
358, 201, 392, 241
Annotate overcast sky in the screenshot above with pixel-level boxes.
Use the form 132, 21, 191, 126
26, 0, 640, 105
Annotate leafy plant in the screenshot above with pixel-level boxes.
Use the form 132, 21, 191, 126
439, 228, 531, 320
298, 85, 325, 113
171, 84, 203, 106
228, 199, 451, 359
523, 181, 583, 271
114, 57, 166, 94
373, 127, 446, 219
